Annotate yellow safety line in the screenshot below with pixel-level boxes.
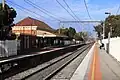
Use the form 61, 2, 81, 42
91, 47, 96, 80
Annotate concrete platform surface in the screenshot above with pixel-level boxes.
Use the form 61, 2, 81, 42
100, 48, 120, 80
70, 43, 120, 80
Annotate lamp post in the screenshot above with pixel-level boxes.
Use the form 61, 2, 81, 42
105, 12, 111, 54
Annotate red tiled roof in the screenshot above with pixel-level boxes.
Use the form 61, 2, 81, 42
15, 17, 54, 31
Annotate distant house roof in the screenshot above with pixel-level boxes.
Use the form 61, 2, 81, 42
14, 17, 68, 38
15, 17, 54, 32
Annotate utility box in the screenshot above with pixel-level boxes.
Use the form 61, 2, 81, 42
0, 40, 17, 57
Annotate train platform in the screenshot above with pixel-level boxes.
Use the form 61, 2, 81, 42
70, 42, 120, 80
0, 47, 62, 64
0, 44, 83, 63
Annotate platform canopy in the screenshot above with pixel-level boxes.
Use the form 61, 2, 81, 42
37, 30, 68, 38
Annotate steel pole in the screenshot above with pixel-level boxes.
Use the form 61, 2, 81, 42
108, 13, 111, 54
59, 22, 61, 34
103, 22, 105, 39
2, 0, 5, 10
108, 32, 110, 53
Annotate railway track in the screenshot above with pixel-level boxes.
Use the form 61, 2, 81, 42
0, 44, 84, 79
44, 44, 92, 80
9, 44, 92, 80
51, 44, 92, 80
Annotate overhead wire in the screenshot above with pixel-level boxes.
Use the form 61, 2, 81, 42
116, 5, 120, 15
7, 3, 40, 19
7, 0, 61, 23
83, 0, 92, 20
7, 1, 39, 37
62, 0, 85, 31
7, 0, 46, 19
56, 0, 83, 32
63, 0, 81, 21
83, 0, 92, 33
62, 0, 84, 26
24, 0, 61, 21
56, 0, 77, 21
25, 0, 65, 20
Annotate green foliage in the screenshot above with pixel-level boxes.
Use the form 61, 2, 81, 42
94, 15, 120, 38
74, 32, 88, 41
94, 24, 103, 38
0, 3, 17, 27
56, 27, 88, 41
68, 27, 76, 38
105, 15, 120, 37
74, 32, 83, 41
56, 27, 76, 38
0, 3, 17, 40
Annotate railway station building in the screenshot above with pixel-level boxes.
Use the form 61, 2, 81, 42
12, 17, 67, 54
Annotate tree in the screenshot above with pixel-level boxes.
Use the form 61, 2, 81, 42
94, 24, 103, 38
94, 15, 120, 39
0, 3, 17, 40
74, 32, 84, 41
56, 27, 76, 38
56, 27, 69, 36
105, 15, 120, 37
74, 32, 88, 41
68, 27, 76, 38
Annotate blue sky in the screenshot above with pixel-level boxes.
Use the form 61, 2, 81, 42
2, 0, 120, 34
